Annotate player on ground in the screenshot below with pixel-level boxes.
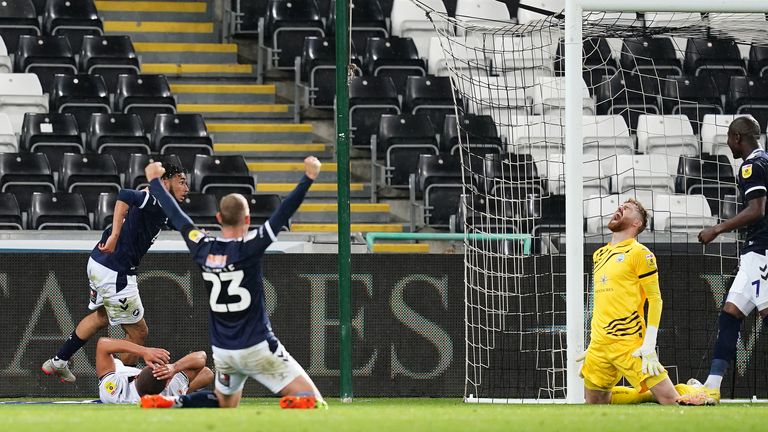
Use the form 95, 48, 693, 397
581, 198, 709, 405
42, 165, 190, 382
139, 158, 325, 409
691, 117, 767, 403
95, 337, 213, 404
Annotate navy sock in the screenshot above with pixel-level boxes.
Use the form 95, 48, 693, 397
55, 331, 87, 361
178, 390, 220, 408
710, 311, 742, 376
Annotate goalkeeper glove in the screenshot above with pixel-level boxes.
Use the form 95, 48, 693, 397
631, 326, 665, 376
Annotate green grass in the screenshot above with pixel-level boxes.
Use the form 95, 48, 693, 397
0, 398, 766, 432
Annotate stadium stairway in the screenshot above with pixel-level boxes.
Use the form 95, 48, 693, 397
100, 0, 410, 244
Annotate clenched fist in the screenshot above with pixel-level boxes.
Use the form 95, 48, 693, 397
304, 156, 322, 180
145, 162, 166, 182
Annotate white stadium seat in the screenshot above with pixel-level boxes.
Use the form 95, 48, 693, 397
467, 76, 529, 125
539, 153, 610, 197
0, 37, 11, 74
609, 154, 674, 203
510, 115, 563, 162
489, 35, 556, 76
653, 193, 717, 232
0, 113, 17, 153
0, 74, 48, 134
455, 0, 511, 35
391, 0, 450, 60
516, 0, 564, 24
428, 36, 487, 77
529, 76, 594, 115
582, 115, 634, 156
636, 114, 699, 174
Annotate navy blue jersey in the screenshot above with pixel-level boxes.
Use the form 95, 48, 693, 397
90, 189, 168, 274
738, 149, 768, 255
149, 175, 313, 350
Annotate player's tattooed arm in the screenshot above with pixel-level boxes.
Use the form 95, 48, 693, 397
699, 196, 766, 244
95, 337, 170, 377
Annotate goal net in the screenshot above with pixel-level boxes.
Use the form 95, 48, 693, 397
414, 1, 768, 402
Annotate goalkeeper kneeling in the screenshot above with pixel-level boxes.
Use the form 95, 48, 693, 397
581, 199, 713, 406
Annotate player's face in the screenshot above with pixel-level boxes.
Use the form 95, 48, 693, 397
727, 130, 742, 159
168, 173, 190, 202
607, 202, 642, 233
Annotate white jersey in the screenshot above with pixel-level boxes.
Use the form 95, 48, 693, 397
99, 359, 189, 404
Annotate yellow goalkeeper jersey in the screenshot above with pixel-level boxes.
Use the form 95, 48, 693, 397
590, 238, 661, 346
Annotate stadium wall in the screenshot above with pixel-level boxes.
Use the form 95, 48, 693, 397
0, 252, 766, 399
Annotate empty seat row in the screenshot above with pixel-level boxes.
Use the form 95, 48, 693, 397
0, 0, 102, 52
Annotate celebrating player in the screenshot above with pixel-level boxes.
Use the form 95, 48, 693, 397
690, 117, 766, 403
42, 165, 190, 382
138, 158, 325, 409
95, 337, 213, 404
581, 198, 708, 405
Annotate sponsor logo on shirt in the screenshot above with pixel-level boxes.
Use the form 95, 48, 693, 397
104, 381, 117, 396
205, 255, 228, 269
188, 230, 205, 243
616, 254, 625, 263
743, 164, 753, 179
645, 253, 656, 269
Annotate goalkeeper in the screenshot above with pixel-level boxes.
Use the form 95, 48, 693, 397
581, 199, 707, 405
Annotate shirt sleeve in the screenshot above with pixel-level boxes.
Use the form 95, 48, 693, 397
117, 189, 149, 208
148, 179, 208, 260
635, 248, 662, 328
740, 161, 768, 202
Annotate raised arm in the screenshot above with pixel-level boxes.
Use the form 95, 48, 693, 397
145, 162, 195, 232
95, 337, 170, 378
265, 156, 320, 236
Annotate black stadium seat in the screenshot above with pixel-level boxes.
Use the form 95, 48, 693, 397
661, 76, 723, 134
684, 38, 746, 95
192, 154, 255, 198
50, 74, 111, 132
675, 154, 737, 217
373, 113, 438, 187
178, 192, 219, 230
0, 0, 40, 54
58, 153, 121, 214
115, 74, 176, 130
453, 193, 514, 234
468, 153, 543, 198
749, 45, 768, 78
43, 0, 103, 53
94, 191, 117, 230
0, 152, 55, 212
556, 37, 617, 90
327, 0, 387, 56
14, 35, 77, 91
349, 76, 400, 148
20, 112, 83, 171
727, 76, 768, 132
301, 36, 360, 108
0, 192, 22, 229
152, 113, 213, 169
243, 193, 282, 228
125, 153, 183, 189
364, 36, 426, 95
403, 75, 456, 132
263, 0, 324, 69
29, 191, 90, 230
441, 114, 503, 155
79, 35, 140, 93
88, 113, 151, 174
620, 37, 682, 77
410, 153, 463, 227
595, 71, 661, 130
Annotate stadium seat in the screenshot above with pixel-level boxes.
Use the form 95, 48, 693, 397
700, 113, 761, 156
403, 75, 456, 131
620, 37, 682, 77
684, 38, 746, 95
20, 113, 82, 172
488, 35, 556, 81
191, 155, 255, 198
0, 152, 55, 212
348, 76, 400, 149
243, 193, 283, 228
675, 154, 737, 217
653, 193, 717, 233
581, 115, 633, 157
178, 192, 220, 230
608, 154, 674, 205
125, 153, 183, 189
749, 45, 768, 78
595, 71, 661, 130
0, 0, 40, 54
0, 192, 22, 229
441, 114, 503, 155
525, 193, 566, 239
556, 37, 618, 90
0, 36, 12, 73
42, 0, 103, 53
88, 113, 151, 174
58, 153, 121, 214
50, 74, 110, 132
727, 76, 768, 133
453, 193, 515, 234
409, 153, 463, 227
363, 36, 426, 95
262, 0, 324, 69
372, 113, 439, 187
14, 35, 77, 91
390, 0, 449, 58
468, 153, 543, 198
584, 194, 628, 235
510, 116, 564, 163
468, 75, 529, 126
0, 73, 48, 133
539, 153, 610, 197
327, 0, 387, 56
0, 113, 17, 153
115, 74, 176, 130
300, 37, 360, 108
152, 113, 214, 169
530, 76, 594, 115
454, 0, 511, 35
94, 191, 116, 230
661, 75, 723, 134
427, 35, 488, 77
79, 35, 140, 93
636, 114, 698, 171
29, 191, 90, 230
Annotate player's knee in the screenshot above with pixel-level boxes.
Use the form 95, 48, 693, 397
199, 367, 214, 385
125, 322, 149, 342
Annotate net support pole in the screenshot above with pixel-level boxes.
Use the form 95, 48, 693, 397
335, 0, 353, 403
564, 0, 585, 404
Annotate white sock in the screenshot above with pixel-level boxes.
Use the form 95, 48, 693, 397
703, 375, 723, 390
51, 357, 67, 368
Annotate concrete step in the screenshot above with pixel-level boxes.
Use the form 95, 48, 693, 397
208, 122, 314, 144
97, 1, 210, 21
294, 202, 391, 223
104, 20, 216, 42
257, 182, 368, 198
290, 223, 405, 233
179, 103, 293, 120
171, 83, 276, 104
248, 161, 336, 181
216, 143, 332, 159
135, 42, 237, 64
371, 243, 430, 253
142, 63, 254, 78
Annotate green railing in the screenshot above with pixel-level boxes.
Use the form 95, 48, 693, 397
366, 232, 534, 256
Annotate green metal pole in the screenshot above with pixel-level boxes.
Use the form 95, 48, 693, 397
335, 0, 353, 403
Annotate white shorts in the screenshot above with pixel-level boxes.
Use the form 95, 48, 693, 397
727, 251, 768, 314
212, 340, 304, 395
87, 258, 144, 326
99, 359, 188, 404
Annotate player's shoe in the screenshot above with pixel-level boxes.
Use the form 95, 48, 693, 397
41, 359, 76, 383
675, 384, 714, 406
280, 395, 317, 409
685, 378, 720, 405
140, 394, 176, 409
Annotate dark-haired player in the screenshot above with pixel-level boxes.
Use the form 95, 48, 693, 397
139, 157, 325, 409
43, 165, 190, 382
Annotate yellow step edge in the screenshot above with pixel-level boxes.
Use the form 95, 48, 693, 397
248, 162, 338, 172
171, 83, 275, 94
142, 63, 253, 74
257, 183, 364, 192
372, 243, 430, 253
291, 224, 404, 233
179, 103, 288, 113
215, 143, 326, 152
104, 21, 213, 33
208, 123, 312, 133
299, 203, 390, 213
96, 1, 207, 12
135, 42, 237, 53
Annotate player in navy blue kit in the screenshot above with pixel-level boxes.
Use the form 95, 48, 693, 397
688, 117, 767, 403
42, 164, 190, 383
139, 157, 325, 410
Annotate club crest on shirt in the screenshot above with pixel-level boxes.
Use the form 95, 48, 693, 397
742, 164, 753, 179
616, 254, 625, 263
104, 381, 117, 395
645, 253, 656, 270
188, 229, 205, 243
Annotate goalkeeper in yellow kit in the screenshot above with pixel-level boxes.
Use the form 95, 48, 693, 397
581, 198, 709, 405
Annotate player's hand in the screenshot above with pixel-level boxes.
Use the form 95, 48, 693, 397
145, 162, 166, 182
97, 234, 118, 254
142, 347, 170, 368
304, 156, 321, 180
632, 347, 665, 377
152, 362, 177, 380
698, 226, 719, 245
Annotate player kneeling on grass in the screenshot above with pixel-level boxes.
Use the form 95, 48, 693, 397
95, 337, 213, 404
580, 199, 712, 406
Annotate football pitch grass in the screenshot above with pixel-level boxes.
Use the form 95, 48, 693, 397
1, 398, 767, 432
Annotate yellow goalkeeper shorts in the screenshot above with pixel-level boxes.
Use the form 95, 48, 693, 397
580, 341, 668, 393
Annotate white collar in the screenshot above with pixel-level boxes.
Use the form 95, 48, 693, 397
746, 148, 763, 160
